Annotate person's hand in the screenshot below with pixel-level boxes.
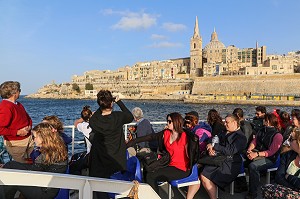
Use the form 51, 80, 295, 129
206, 143, 213, 151
208, 149, 216, 156
247, 151, 258, 160
17, 126, 30, 136
114, 95, 120, 102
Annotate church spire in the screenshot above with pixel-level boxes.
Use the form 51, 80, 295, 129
211, 28, 218, 41
193, 16, 200, 39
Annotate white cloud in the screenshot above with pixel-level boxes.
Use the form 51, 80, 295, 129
101, 9, 158, 31
151, 34, 167, 40
148, 42, 183, 48
162, 23, 187, 32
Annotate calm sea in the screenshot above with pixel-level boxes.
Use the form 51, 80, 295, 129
19, 96, 297, 154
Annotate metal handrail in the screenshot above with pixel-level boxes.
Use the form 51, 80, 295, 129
65, 121, 167, 157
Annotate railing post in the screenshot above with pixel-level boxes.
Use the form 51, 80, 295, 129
71, 126, 75, 157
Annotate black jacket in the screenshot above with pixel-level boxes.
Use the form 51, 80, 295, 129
127, 129, 199, 169
276, 151, 300, 190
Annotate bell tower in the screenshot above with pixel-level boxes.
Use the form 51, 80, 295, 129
190, 16, 203, 78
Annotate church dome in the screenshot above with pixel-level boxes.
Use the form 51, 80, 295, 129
203, 29, 225, 51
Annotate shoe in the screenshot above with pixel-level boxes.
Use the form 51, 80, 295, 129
245, 192, 257, 199
234, 185, 248, 193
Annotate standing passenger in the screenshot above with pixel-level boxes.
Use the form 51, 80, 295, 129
0, 81, 33, 163
89, 90, 133, 199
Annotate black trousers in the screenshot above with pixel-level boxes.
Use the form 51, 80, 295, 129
146, 166, 190, 194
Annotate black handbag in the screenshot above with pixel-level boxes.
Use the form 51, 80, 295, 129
198, 154, 227, 167
143, 150, 170, 172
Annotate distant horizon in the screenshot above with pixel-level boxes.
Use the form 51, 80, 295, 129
1, 0, 299, 95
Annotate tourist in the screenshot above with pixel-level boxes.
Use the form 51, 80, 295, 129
127, 112, 198, 196
0, 122, 68, 199
187, 114, 247, 199
252, 106, 267, 133
0, 81, 34, 163
280, 110, 294, 154
232, 107, 254, 193
42, 115, 72, 146
261, 127, 300, 199
89, 90, 134, 199
30, 115, 71, 161
184, 111, 212, 154
207, 109, 226, 136
245, 113, 283, 199
131, 107, 157, 152
74, 105, 93, 153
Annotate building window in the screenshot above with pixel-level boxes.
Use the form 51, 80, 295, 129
194, 43, 196, 49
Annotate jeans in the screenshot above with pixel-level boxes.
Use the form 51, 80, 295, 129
248, 158, 274, 194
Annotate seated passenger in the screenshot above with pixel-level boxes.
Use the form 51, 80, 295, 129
127, 112, 197, 196
184, 112, 212, 155
74, 105, 93, 153
245, 113, 283, 199
0, 122, 68, 199
187, 114, 247, 199
131, 107, 157, 153
261, 127, 300, 199
207, 109, 226, 136
30, 115, 71, 161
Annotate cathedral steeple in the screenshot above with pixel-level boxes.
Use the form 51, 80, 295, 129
190, 16, 203, 78
193, 16, 200, 39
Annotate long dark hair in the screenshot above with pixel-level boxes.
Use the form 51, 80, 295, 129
167, 112, 184, 140
96, 90, 114, 110
207, 109, 224, 126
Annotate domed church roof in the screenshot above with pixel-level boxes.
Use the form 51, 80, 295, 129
203, 29, 225, 51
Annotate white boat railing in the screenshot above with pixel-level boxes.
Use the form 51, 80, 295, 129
0, 169, 160, 199
66, 121, 167, 157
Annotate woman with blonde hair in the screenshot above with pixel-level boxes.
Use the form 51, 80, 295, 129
0, 122, 68, 199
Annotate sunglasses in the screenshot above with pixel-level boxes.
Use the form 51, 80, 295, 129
167, 120, 172, 124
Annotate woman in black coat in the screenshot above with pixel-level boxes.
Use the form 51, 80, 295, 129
187, 114, 247, 199
89, 90, 134, 199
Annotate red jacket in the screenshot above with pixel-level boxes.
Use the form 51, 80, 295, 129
0, 100, 32, 141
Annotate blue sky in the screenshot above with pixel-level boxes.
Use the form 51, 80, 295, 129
1, 0, 299, 94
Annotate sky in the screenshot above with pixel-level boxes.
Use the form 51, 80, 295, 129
1, 0, 299, 95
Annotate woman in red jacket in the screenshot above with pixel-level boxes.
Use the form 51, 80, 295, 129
0, 81, 33, 163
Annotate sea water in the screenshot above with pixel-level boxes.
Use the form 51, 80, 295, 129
18, 96, 297, 155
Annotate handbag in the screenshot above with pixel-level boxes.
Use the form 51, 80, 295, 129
143, 150, 170, 173
198, 154, 227, 167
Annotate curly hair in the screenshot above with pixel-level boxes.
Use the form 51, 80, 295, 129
32, 123, 68, 165
42, 115, 64, 133
96, 90, 114, 110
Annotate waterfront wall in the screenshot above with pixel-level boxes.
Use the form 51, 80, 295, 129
192, 74, 300, 96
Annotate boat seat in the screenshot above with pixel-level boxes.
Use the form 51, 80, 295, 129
167, 164, 200, 199
265, 155, 280, 184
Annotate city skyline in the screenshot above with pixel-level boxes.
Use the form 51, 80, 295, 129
1, 0, 299, 94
